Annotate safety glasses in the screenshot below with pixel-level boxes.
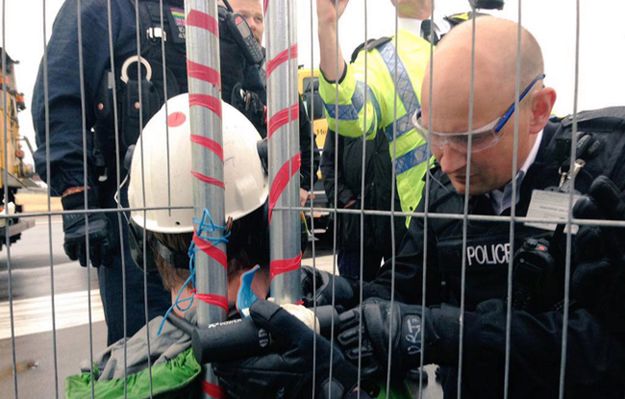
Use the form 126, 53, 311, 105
412, 73, 546, 154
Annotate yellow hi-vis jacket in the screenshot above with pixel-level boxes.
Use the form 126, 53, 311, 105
319, 29, 431, 225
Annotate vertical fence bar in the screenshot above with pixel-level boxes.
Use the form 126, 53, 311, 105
1, 2, 19, 397
184, 0, 226, 397
559, 1, 581, 396
266, 0, 302, 304
41, 0, 60, 396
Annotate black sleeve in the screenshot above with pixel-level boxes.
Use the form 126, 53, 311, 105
320, 130, 355, 207
298, 96, 319, 191
362, 199, 442, 304
447, 299, 625, 396
31, 0, 120, 195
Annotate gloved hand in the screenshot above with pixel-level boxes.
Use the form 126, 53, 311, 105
300, 265, 355, 311
230, 82, 266, 130
337, 298, 459, 381
213, 300, 361, 399
573, 175, 625, 261
61, 190, 113, 267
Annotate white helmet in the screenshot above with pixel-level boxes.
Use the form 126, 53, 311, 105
128, 93, 268, 234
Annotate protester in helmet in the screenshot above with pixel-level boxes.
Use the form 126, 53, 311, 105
65, 94, 271, 398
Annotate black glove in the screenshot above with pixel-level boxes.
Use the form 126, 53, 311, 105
230, 82, 266, 130
571, 176, 625, 312
573, 175, 625, 261
213, 300, 360, 399
300, 266, 355, 311
338, 298, 459, 381
61, 190, 113, 267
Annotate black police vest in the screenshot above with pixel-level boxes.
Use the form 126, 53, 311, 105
92, 0, 188, 194
426, 107, 625, 312
93, 0, 255, 193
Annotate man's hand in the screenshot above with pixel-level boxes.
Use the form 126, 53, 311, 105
213, 300, 359, 399
300, 266, 355, 311
573, 175, 625, 261
317, 0, 349, 82
61, 190, 113, 267
316, 0, 350, 25
337, 298, 439, 381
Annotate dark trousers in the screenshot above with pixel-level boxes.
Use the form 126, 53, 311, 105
98, 197, 170, 345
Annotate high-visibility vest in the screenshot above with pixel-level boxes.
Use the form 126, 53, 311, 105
320, 29, 432, 225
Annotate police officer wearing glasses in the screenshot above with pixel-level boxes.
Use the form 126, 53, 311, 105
213, 16, 625, 399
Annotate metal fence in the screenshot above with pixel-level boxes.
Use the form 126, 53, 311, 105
1, 0, 625, 398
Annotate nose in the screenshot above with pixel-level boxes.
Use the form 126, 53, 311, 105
436, 145, 468, 176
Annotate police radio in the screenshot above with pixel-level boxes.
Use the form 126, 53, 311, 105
221, 0, 265, 65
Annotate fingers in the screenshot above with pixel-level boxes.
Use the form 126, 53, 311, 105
249, 300, 312, 344
589, 176, 624, 220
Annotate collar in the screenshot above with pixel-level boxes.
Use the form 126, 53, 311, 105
489, 129, 544, 215
398, 17, 423, 37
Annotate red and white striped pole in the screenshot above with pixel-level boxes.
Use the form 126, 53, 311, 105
184, 0, 225, 397
265, 0, 302, 303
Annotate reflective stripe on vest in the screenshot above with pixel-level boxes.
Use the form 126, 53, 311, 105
377, 42, 420, 142
395, 143, 429, 175
323, 81, 382, 126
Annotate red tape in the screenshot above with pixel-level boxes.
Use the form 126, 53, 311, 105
202, 381, 225, 398
268, 153, 301, 222
266, 44, 298, 77
193, 232, 227, 268
189, 94, 222, 117
270, 254, 302, 280
195, 293, 228, 312
191, 171, 225, 189
187, 61, 221, 89
186, 10, 218, 36
191, 135, 224, 160
268, 103, 299, 138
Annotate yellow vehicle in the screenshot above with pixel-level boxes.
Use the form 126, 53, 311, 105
298, 68, 328, 152
1, 48, 36, 249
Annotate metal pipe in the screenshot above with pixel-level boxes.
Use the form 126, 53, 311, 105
184, 0, 226, 397
266, 0, 302, 304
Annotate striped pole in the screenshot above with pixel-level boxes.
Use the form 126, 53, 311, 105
265, 0, 302, 304
184, 0, 225, 397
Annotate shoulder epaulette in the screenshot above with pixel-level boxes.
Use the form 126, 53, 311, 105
349, 37, 392, 64
444, 11, 489, 28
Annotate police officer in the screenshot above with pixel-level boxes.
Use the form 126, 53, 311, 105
214, 16, 625, 399
335, 16, 625, 398
317, 0, 435, 226
30, 0, 303, 345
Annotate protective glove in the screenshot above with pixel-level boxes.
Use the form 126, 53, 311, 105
337, 298, 460, 381
213, 300, 362, 399
61, 190, 113, 267
573, 175, 625, 261
230, 82, 266, 131
300, 265, 356, 311
571, 176, 625, 311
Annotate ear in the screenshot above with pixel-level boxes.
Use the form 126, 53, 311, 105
528, 87, 556, 135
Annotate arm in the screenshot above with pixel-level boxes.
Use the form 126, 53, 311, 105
316, 0, 384, 140
31, 0, 121, 195
297, 96, 319, 192
320, 130, 356, 207
316, 0, 349, 82
362, 198, 442, 304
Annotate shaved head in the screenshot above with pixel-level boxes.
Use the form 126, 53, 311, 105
423, 17, 543, 129
420, 17, 555, 195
